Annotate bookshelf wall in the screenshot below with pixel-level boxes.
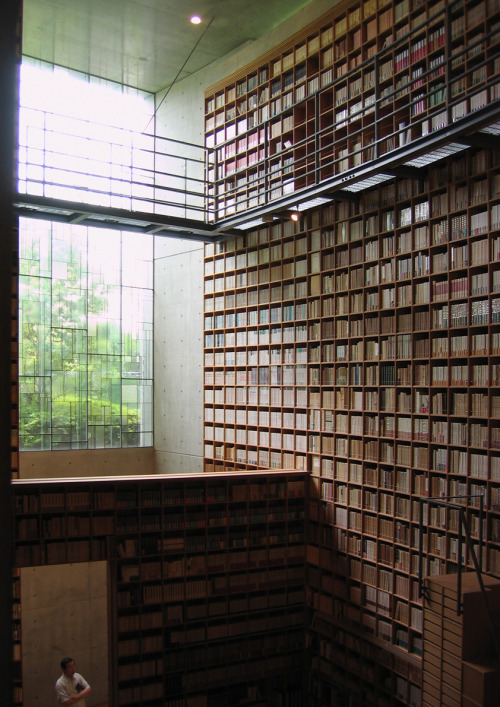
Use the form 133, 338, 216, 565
12, 5, 22, 700
13, 569, 21, 706
11, 226, 20, 707
11, 71, 21, 707
204, 0, 500, 220
13, 471, 307, 707
203, 0, 500, 702
203, 143, 500, 702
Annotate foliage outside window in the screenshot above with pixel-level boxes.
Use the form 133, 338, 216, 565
19, 218, 153, 450
17, 61, 155, 451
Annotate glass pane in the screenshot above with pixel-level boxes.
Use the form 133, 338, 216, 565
18, 218, 153, 451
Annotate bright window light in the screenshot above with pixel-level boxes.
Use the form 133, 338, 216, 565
17, 62, 155, 451
18, 61, 155, 207
20, 62, 154, 130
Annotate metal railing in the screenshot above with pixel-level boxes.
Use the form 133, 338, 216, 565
418, 495, 500, 662
208, 0, 500, 225
18, 107, 213, 222
16, 0, 500, 231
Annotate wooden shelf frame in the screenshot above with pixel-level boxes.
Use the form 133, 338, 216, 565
13, 471, 307, 707
203, 137, 500, 703
204, 0, 500, 225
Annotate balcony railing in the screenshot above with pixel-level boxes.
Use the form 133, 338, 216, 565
206, 0, 500, 228
16, 0, 500, 234
17, 108, 212, 223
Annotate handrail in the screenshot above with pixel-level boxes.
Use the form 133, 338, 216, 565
209, 1, 500, 221
16, 0, 500, 229
18, 106, 215, 222
418, 495, 500, 663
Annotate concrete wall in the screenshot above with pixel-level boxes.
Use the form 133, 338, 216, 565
152, 0, 341, 471
17, 3, 344, 479
21, 562, 108, 707
19, 447, 155, 479
154, 236, 205, 474
155, 0, 341, 143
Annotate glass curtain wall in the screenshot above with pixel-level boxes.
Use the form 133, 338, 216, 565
18, 61, 155, 451
19, 219, 153, 450
18, 59, 155, 208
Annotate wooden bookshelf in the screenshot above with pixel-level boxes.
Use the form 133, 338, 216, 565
203, 0, 500, 701
203, 138, 500, 701
204, 0, 500, 221
11, 225, 20, 707
422, 573, 500, 706
13, 471, 307, 707
12, 570, 22, 706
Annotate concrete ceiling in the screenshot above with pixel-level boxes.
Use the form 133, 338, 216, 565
22, 0, 315, 94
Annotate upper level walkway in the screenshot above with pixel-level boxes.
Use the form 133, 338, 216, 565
15, 102, 500, 244
14, 6, 500, 242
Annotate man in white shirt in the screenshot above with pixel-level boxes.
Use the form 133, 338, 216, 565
55, 657, 91, 706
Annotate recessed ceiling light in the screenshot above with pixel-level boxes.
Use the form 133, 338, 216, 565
236, 218, 264, 230
342, 173, 394, 192
481, 122, 500, 135
190, 15, 202, 25
296, 196, 332, 211
403, 143, 467, 167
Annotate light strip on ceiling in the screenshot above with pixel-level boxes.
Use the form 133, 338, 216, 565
15, 203, 74, 216
480, 122, 500, 135
236, 218, 265, 230
404, 142, 468, 167
296, 196, 333, 211
342, 173, 394, 192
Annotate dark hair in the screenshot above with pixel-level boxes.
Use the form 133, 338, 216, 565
61, 657, 74, 670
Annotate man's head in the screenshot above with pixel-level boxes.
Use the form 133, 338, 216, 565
61, 658, 76, 677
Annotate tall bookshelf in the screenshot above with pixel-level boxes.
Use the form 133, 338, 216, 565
204, 0, 500, 220
11, 225, 20, 707
203, 145, 500, 702
203, 0, 500, 694
13, 471, 307, 707
11, 30, 21, 707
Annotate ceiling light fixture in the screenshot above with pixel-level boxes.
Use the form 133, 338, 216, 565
403, 142, 467, 167
341, 173, 394, 192
190, 15, 202, 25
236, 218, 265, 230
290, 211, 300, 222
295, 196, 332, 211
481, 122, 500, 135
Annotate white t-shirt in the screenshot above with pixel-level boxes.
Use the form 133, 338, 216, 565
55, 672, 90, 706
